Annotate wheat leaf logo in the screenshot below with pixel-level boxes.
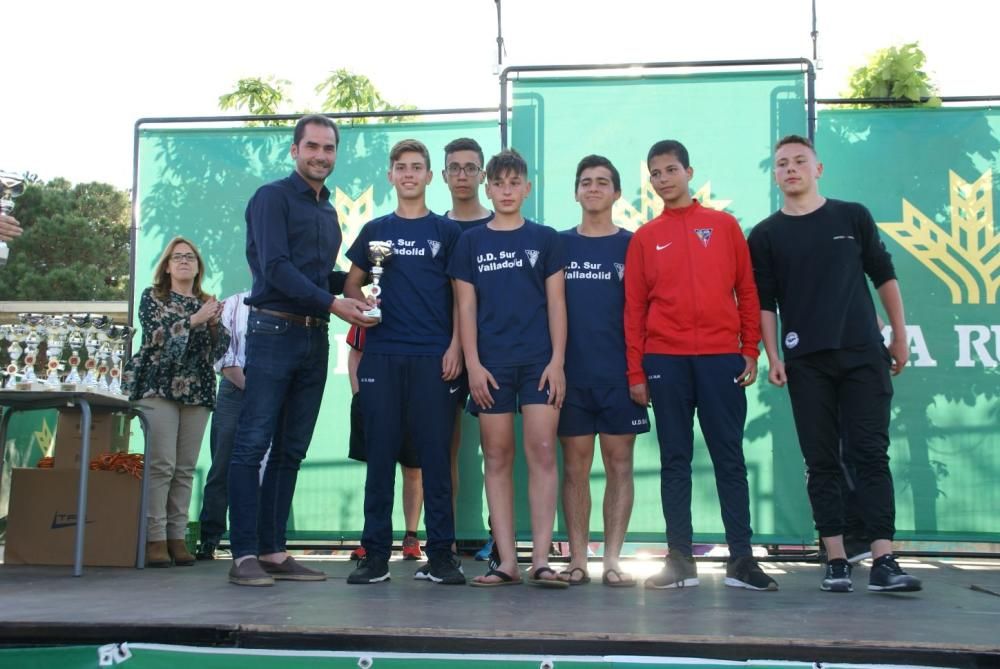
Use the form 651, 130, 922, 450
879, 169, 998, 304
333, 186, 375, 271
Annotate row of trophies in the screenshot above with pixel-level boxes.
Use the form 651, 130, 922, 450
0, 314, 133, 395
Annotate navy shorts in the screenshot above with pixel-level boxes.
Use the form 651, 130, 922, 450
467, 362, 550, 415
557, 385, 651, 437
449, 370, 471, 408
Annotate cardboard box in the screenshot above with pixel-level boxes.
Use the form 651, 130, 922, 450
4, 468, 140, 567
54, 409, 131, 469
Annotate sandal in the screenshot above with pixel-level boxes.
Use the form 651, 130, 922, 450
558, 566, 591, 585
469, 568, 522, 587
602, 567, 636, 588
527, 566, 570, 589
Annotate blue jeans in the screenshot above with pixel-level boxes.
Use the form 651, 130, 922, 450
644, 353, 753, 558
198, 377, 243, 544
227, 312, 329, 559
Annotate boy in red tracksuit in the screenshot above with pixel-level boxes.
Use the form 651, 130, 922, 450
624, 139, 776, 591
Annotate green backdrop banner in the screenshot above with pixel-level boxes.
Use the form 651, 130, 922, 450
816, 107, 1000, 542
122, 85, 999, 544
136, 120, 500, 541
510, 71, 815, 544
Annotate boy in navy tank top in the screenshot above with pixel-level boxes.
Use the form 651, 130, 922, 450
344, 139, 465, 586
557, 156, 650, 587
448, 149, 568, 588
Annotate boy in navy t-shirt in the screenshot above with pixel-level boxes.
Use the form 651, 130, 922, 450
557, 155, 649, 587
440, 138, 496, 563
344, 139, 465, 586
448, 149, 568, 588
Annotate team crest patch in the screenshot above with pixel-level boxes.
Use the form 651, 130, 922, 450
694, 228, 713, 247
524, 249, 540, 267
614, 263, 625, 281
427, 240, 441, 258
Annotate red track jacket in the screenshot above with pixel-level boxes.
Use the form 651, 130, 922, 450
624, 201, 760, 386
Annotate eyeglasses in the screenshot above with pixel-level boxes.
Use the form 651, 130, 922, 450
171, 253, 197, 263
446, 163, 482, 177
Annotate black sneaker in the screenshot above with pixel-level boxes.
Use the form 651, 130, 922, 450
844, 536, 872, 564
427, 554, 467, 585
821, 558, 853, 592
413, 562, 432, 581
347, 557, 390, 584
195, 540, 218, 561
725, 555, 778, 591
868, 555, 922, 592
644, 553, 699, 589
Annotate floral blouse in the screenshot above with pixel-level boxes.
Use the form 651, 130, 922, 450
124, 287, 231, 408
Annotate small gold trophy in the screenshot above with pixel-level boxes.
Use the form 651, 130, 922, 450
363, 241, 393, 323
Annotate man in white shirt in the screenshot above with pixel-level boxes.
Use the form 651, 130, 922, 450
196, 290, 251, 559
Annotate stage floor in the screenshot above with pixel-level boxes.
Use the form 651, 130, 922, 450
0, 555, 998, 667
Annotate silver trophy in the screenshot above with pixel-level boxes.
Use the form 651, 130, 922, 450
363, 241, 393, 322
1, 324, 25, 389
83, 314, 110, 389
18, 313, 47, 388
44, 315, 68, 386
63, 313, 90, 386
96, 337, 113, 392
0, 171, 25, 268
106, 324, 132, 395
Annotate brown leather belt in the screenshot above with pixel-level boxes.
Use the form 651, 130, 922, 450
253, 308, 328, 328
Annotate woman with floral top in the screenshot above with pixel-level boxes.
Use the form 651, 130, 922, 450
125, 236, 230, 568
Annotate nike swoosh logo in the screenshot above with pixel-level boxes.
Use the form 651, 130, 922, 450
449, 386, 460, 394
656, 242, 672, 251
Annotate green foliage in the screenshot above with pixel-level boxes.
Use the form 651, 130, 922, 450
844, 42, 941, 108
219, 69, 414, 123
314, 69, 416, 123
0, 180, 130, 300
218, 76, 293, 126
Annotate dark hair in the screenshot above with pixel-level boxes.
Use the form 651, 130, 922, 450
389, 139, 431, 169
293, 114, 340, 147
485, 149, 528, 180
444, 138, 484, 166
574, 155, 621, 193
646, 140, 690, 169
775, 134, 816, 154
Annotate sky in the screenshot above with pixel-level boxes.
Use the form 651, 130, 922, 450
3, 0, 999, 189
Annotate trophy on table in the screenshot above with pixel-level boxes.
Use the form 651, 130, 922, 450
106, 324, 132, 395
1, 323, 26, 389
62, 313, 90, 387
83, 314, 110, 390
363, 241, 393, 323
43, 315, 68, 386
17, 313, 47, 389
0, 171, 25, 268
4, 322, 28, 389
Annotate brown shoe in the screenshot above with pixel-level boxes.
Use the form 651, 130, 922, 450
229, 557, 275, 587
259, 555, 327, 581
146, 540, 171, 568
167, 539, 196, 567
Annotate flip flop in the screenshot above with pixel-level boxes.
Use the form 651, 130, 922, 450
469, 568, 522, 587
558, 566, 591, 585
527, 566, 570, 589
602, 567, 636, 588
